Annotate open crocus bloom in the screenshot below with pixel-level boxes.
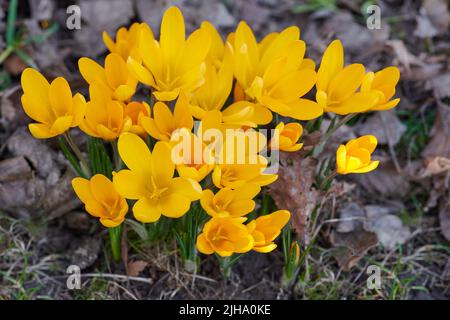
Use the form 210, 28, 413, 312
315, 40, 379, 115
270, 122, 304, 152
21, 68, 86, 139
79, 53, 138, 102
336, 135, 380, 174
72, 174, 128, 228
228, 22, 322, 121
79, 83, 132, 141
361, 66, 401, 111
196, 216, 254, 257
140, 93, 193, 141
127, 6, 211, 101
200, 184, 261, 217
103, 22, 148, 61
113, 133, 202, 223
246, 210, 290, 253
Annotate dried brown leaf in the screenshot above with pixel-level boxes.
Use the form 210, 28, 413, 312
269, 152, 319, 244
127, 260, 148, 277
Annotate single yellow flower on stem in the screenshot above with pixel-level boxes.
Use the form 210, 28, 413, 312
140, 92, 193, 141
361, 66, 401, 111
113, 133, 202, 223
21, 68, 86, 139
127, 6, 211, 101
72, 174, 128, 228
316, 40, 379, 115
196, 216, 254, 257
79, 83, 132, 141
79, 53, 137, 102
270, 122, 304, 152
200, 184, 261, 217
228, 22, 322, 120
123, 101, 150, 137
246, 210, 290, 253
336, 135, 380, 174
103, 22, 150, 60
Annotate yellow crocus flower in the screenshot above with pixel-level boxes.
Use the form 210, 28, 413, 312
212, 162, 277, 189
316, 40, 379, 115
127, 6, 211, 101
196, 216, 254, 257
140, 93, 193, 141
200, 184, 261, 218
336, 135, 380, 174
20, 68, 86, 139
123, 101, 150, 137
79, 53, 138, 102
113, 133, 202, 223
79, 83, 132, 140
270, 122, 303, 152
170, 128, 215, 182
361, 66, 401, 111
228, 22, 322, 120
246, 210, 290, 253
72, 174, 128, 228
103, 22, 150, 61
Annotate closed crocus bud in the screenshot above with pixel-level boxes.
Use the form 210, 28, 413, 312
196, 216, 254, 257
246, 210, 291, 253
21, 68, 86, 139
270, 122, 304, 152
103, 22, 150, 61
336, 135, 380, 175
72, 174, 128, 228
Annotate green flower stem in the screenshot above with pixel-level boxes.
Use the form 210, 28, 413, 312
64, 132, 91, 177
108, 225, 122, 262
313, 113, 357, 157
218, 256, 232, 279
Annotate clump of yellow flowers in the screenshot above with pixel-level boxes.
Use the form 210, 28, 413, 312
20, 7, 400, 277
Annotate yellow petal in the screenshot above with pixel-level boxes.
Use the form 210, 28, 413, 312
28, 123, 55, 139
160, 6, 185, 64
113, 169, 146, 199
159, 193, 191, 218
285, 98, 323, 120
127, 57, 155, 86
117, 133, 152, 176
316, 40, 343, 91
133, 198, 161, 223
78, 57, 105, 84
49, 77, 73, 117
72, 177, 94, 204
328, 64, 365, 102
197, 233, 214, 254
50, 115, 73, 135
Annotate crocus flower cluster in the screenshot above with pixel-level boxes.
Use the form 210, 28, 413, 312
20, 7, 400, 264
